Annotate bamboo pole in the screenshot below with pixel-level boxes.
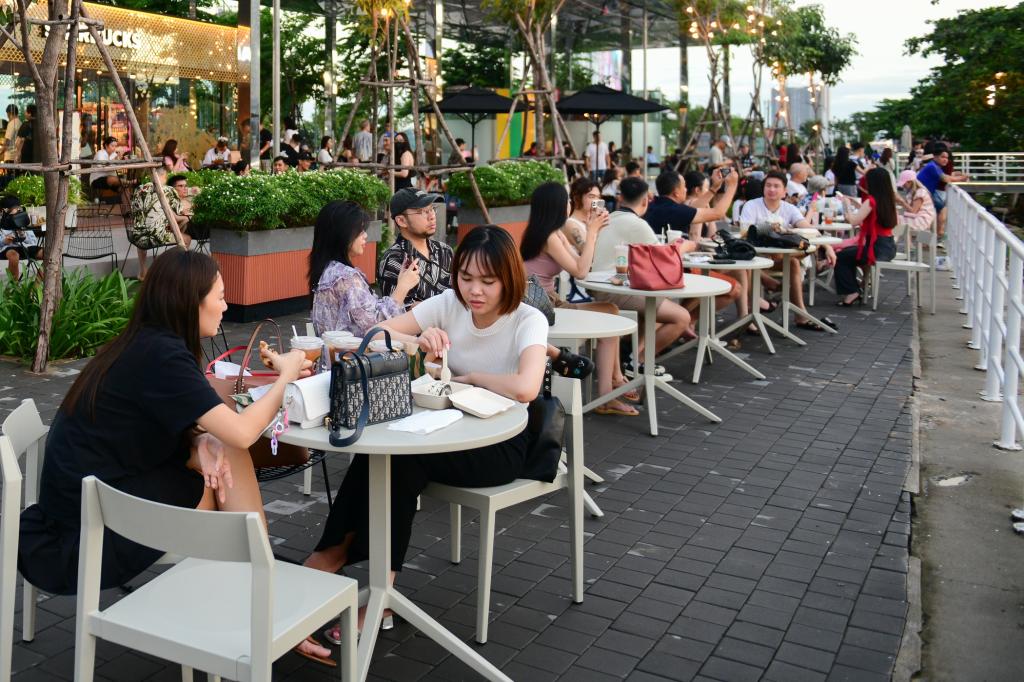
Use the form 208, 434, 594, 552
79, 4, 184, 248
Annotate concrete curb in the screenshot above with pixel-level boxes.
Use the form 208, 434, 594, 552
896, 281, 925, 680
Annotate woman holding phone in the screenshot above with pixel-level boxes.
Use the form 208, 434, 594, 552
521, 182, 639, 416
833, 167, 900, 306
309, 200, 420, 335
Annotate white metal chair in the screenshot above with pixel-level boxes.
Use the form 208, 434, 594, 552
422, 375, 585, 644
0, 399, 48, 682
73, 476, 359, 682
870, 225, 937, 314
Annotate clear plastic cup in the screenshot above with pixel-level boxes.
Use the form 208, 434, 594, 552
289, 335, 322, 363
321, 330, 355, 363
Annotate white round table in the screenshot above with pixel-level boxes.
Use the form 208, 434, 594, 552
813, 222, 856, 234
756, 239, 840, 344
583, 274, 728, 436
278, 406, 528, 682
682, 257, 774, 375
547, 308, 639, 517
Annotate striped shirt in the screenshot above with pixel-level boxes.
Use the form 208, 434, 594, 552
377, 236, 454, 306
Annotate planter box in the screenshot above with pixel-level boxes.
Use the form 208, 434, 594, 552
210, 222, 380, 322
456, 205, 530, 246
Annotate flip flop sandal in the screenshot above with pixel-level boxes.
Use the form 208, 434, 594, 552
594, 403, 640, 416
552, 347, 595, 380
323, 613, 394, 645
795, 319, 827, 332
612, 383, 641, 402
293, 636, 336, 668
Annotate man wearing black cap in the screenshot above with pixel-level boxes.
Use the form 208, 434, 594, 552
296, 151, 314, 173
1, 195, 41, 280
377, 188, 453, 306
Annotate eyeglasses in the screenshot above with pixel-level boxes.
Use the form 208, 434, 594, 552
404, 207, 435, 218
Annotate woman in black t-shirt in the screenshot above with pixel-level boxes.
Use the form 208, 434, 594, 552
18, 249, 311, 597
832, 145, 859, 196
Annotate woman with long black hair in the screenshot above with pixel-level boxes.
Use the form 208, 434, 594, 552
833, 167, 900, 306
521, 182, 638, 416
832, 145, 859, 197
18, 249, 310, 596
309, 200, 420, 335
392, 132, 416, 191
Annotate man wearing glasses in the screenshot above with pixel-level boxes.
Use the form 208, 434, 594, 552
378, 188, 453, 307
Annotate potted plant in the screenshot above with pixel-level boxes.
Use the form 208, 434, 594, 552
190, 169, 389, 321
446, 160, 564, 245
5, 175, 85, 226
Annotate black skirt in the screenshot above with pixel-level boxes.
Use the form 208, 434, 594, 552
18, 464, 204, 595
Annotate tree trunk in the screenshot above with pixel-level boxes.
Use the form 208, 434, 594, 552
679, 27, 689, 151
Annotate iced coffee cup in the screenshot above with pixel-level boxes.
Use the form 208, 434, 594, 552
321, 330, 355, 364
289, 335, 323, 363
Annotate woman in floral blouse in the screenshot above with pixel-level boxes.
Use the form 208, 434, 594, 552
309, 201, 420, 336
129, 170, 191, 279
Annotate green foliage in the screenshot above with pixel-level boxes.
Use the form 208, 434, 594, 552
5, 175, 84, 207
442, 44, 510, 89
447, 161, 564, 208
259, 10, 325, 126
843, 3, 1024, 150
181, 169, 228, 188
190, 169, 390, 231
0, 270, 137, 361
763, 3, 856, 81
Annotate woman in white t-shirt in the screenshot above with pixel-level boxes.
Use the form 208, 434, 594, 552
298, 226, 550, 658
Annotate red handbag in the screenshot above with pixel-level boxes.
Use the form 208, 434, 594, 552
627, 243, 685, 290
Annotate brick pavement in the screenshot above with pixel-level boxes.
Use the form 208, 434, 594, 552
1, 282, 915, 681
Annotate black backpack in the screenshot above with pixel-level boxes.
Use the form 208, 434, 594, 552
746, 225, 809, 251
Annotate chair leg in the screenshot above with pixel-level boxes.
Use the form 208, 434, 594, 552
302, 467, 312, 496
475, 509, 496, 644
72, 620, 96, 682
931, 268, 936, 314
21, 580, 36, 642
340, 589, 358, 682
872, 268, 880, 311
180, 667, 193, 682
320, 457, 333, 508
449, 504, 461, 564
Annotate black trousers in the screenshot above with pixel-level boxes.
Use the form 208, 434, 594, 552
834, 236, 897, 296
316, 428, 531, 571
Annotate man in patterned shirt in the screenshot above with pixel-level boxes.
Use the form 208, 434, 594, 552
378, 188, 453, 307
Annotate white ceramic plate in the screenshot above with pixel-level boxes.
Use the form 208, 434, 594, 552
449, 386, 516, 418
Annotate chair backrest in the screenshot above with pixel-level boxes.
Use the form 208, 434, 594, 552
549, 375, 582, 417
0, 437, 21, 682
81, 476, 271, 566
78, 477, 274, 673
2, 399, 47, 461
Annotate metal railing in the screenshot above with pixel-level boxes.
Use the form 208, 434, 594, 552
897, 152, 1024, 184
946, 185, 1024, 450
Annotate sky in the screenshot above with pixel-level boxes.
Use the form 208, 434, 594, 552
627, 0, 1014, 121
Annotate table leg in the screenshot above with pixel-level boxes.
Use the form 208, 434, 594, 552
692, 296, 712, 383
718, 270, 800, 350
809, 249, 817, 306
361, 455, 512, 682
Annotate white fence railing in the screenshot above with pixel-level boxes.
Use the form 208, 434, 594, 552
897, 152, 1024, 184
946, 185, 1024, 450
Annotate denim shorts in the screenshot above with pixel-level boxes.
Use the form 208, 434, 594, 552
931, 189, 946, 211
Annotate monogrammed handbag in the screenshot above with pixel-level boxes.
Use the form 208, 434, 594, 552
327, 326, 412, 447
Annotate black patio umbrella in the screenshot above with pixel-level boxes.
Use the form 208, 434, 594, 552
556, 83, 668, 132
435, 86, 521, 157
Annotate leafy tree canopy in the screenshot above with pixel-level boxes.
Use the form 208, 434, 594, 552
442, 44, 510, 89
844, 2, 1023, 150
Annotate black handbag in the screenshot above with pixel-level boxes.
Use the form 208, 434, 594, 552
714, 231, 757, 261
746, 225, 809, 250
327, 326, 412, 447
520, 365, 566, 483
523, 274, 556, 325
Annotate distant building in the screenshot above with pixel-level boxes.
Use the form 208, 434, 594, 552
770, 85, 830, 139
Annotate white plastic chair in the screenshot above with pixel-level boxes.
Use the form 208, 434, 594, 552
421, 375, 585, 644
870, 225, 936, 314
0, 399, 48, 682
73, 476, 360, 682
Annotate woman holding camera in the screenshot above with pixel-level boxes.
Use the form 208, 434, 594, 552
1, 195, 41, 279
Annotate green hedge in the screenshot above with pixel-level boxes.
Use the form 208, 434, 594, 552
4, 175, 85, 207
189, 169, 390, 232
446, 160, 565, 208
0, 270, 137, 361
